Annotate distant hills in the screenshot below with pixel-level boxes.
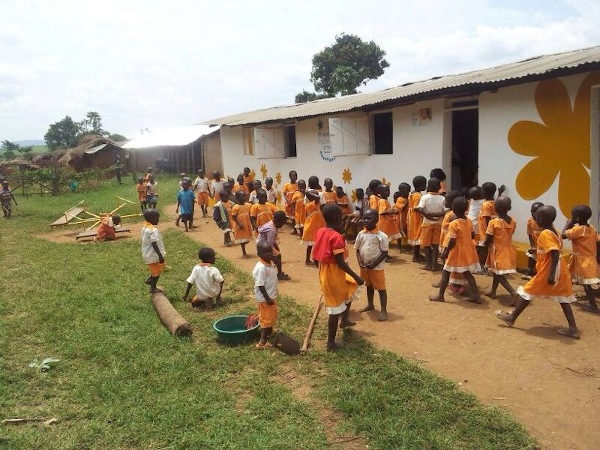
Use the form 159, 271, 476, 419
14, 140, 45, 147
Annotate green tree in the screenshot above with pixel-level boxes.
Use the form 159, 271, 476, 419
308, 33, 389, 97
80, 111, 107, 136
1, 140, 20, 161
294, 90, 328, 104
44, 116, 81, 150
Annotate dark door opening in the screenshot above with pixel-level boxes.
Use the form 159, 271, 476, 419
451, 109, 479, 191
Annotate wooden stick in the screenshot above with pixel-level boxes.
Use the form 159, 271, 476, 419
300, 295, 323, 353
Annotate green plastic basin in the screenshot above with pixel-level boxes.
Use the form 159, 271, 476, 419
213, 315, 259, 345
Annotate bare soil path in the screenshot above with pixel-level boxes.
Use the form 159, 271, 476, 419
43, 207, 600, 450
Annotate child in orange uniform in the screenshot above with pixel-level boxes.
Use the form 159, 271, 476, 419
135, 177, 147, 212
231, 191, 253, 257
313, 204, 364, 351
281, 170, 298, 229
95, 214, 121, 241
394, 182, 411, 243
377, 184, 401, 246
193, 169, 210, 218
322, 178, 337, 204
438, 191, 466, 293
429, 197, 482, 304
253, 241, 279, 349
407, 176, 427, 262
291, 179, 307, 237
477, 182, 505, 266
141, 209, 165, 293
335, 186, 352, 235
416, 178, 446, 270
524, 202, 544, 278
484, 196, 518, 304
250, 189, 278, 232
562, 205, 600, 313
302, 176, 325, 265
367, 179, 382, 210
496, 205, 580, 339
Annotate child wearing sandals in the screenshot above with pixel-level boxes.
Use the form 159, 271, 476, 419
429, 197, 482, 304
562, 205, 600, 313
312, 203, 364, 351
496, 205, 580, 339
253, 241, 279, 349
484, 196, 519, 305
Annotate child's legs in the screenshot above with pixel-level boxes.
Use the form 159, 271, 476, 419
340, 303, 355, 327
273, 254, 283, 274
497, 274, 516, 296
327, 313, 340, 346
488, 275, 500, 296
430, 270, 451, 301
305, 246, 313, 264
462, 272, 481, 302
559, 303, 579, 332
583, 285, 599, 310
259, 327, 272, 344
527, 256, 536, 274
241, 242, 247, 256
377, 290, 388, 320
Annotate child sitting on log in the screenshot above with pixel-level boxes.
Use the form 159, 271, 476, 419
182, 247, 224, 309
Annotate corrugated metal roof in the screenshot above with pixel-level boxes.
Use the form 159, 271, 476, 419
84, 143, 109, 155
124, 125, 219, 149
200, 46, 600, 127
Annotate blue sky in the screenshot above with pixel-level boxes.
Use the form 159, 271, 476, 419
1, 0, 599, 141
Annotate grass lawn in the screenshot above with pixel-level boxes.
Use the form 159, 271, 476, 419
0, 177, 536, 449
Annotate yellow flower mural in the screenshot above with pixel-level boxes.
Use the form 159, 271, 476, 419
508, 71, 600, 217
351, 189, 357, 202
259, 164, 267, 180
381, 177, 392, 187
342, 168, 352, 184
275, 171, 282, 186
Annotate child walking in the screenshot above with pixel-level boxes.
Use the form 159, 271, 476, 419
355, 209, 389, 321
253, 241, 279, 349
562, 205, 600, 313
429, 197, 482, 304
302, 176, 326, 266
312, 204, 364, 351
496, 205, 580, 339
135, 177, 147, 212
193, 169, 210, 218
231, 191, 253, 257
524, 202, 544, 279
146, 175, 158, 209
175, 178, 195, 231
407, 176, 427, 262
213, 189, 234, 246
484, 196, 519, 304
182, 247, 224, 309
141, 209, 166, 293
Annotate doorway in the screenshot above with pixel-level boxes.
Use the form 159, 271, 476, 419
450, 105, 479, 191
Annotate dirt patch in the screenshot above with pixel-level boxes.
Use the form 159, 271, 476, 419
40, 205, 600, 450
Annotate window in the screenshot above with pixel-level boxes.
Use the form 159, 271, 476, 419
285, 125, 297, 158
254, 127, 285, 159
243, 127, 254, 155
329, 117, 370, 156
373, 112, 393, 154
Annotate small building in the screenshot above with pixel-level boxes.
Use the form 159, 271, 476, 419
125, 125, 222, 176
202, 46, 600, 252
59, 135, 126, 172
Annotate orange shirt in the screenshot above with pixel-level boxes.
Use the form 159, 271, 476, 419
322, 191, 337, 204
250, 202, 278, 227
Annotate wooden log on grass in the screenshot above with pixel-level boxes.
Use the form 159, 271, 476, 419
151, 289, 193, 337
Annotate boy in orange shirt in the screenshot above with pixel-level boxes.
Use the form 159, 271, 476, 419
135, 177, 147, 212
407, 176, 427, 262
250, 189, 278, 232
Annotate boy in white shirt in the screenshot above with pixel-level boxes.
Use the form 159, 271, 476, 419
416, 178, 446, 271
252, 241, 279, 349
193, 169, 210, 218
355, 209, 389, 321
182, 247, 224, 309
141, 209, 166, 293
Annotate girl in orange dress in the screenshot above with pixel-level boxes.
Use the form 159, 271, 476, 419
291, 180, 307, 237
394, 182, 410, 241
281, 170, 298, 224
231, 191, 253, 257
562, 205, 600, 313
312, 203, 364, 351
525, 202, 544, 277
429, 197, 482, 304
250, 189, 278, 232
367, 179, 382, 210
436, 191, 466, 293
322, 178, 337, 204
484, 196, 518, 304
376, 184, 401, 244
302, 176, 325, 265
407, 176, 427, 262
496, 205, 579, 339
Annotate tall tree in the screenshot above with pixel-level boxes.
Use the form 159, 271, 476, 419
80, 111, 106, 135
44, 116, 81, 150
1, 140, 19, 161
309, 33, 389, 98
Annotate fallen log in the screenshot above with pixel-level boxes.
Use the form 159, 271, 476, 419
151, 289, 193, 337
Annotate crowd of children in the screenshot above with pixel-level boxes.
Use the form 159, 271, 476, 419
120, 164, 600, 346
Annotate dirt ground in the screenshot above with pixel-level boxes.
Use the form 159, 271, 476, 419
41, 207, 600, 450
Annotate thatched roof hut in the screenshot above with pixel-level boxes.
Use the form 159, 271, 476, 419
58, 135, 126, 171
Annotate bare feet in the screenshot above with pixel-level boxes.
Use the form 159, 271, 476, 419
431, 281, 441, 288
485, 292, 497, 299
495, 310, 514, 327
510, 294, 519, 307
326, 341, 343, 352
420, 265, 433, 271
339, 320, 356, 328
377, 311, 388, 321
359, 304, 375, 313
255, 341, 273, 349
557, 328, 580, 339
429, 294, 445, 302
466, 297, 483, 304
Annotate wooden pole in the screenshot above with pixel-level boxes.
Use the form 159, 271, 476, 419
300, 295, 323, 353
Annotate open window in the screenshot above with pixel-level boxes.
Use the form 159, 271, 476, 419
285, 125, 297, 158
372, 112, 393, 154
329, 117, 370, 156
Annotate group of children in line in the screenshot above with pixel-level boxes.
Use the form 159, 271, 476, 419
138, 165, 599, 350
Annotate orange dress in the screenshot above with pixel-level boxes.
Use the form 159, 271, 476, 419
440, 210, 466, 285
564, 224, 600, 284
444, 218, 480, 273
302, 199, 325, 245
96, 215, 116, 241
407, 191, 423, 245
377, 198, 401, 241
478, 200, 496, 245
485, 217, 517, 275
281, 182, 298, 217
395, 196, 408, 237
231, 203, 253, 244
322, 190, 337, 204
250, 202, 278, 228
292, 191, 306, 228
369, 194, 379, 210
336, 194, 351, 216
517, 229, 575, 303
136, 183, 147, 202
